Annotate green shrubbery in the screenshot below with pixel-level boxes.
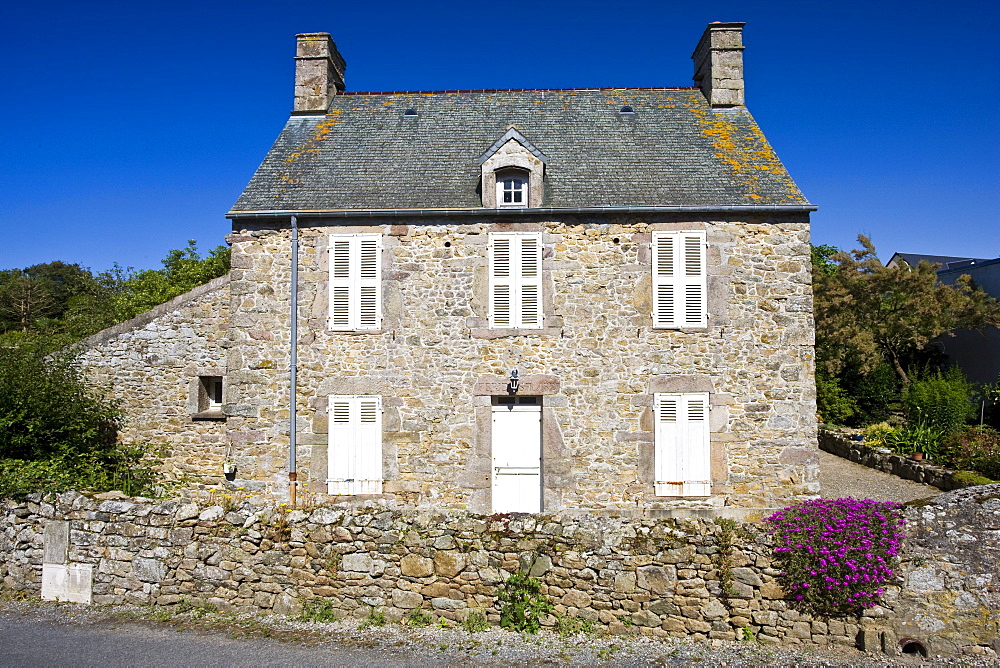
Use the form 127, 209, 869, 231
497, 572, 552, 633
902, 368, 976, 434
0, 343, 162, 499
939, 426, 1000, 480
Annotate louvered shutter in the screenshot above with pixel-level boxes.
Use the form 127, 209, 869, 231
654, 392, 711, 497
328, 235, 381, 330
652, 231, 707, 328
490, 233, 542, 328
328, 395, 382, 495
518, 235, 542, 327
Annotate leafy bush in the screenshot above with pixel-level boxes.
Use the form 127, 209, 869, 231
903, 368, 975, 435
765, 498, 905, 616
816, 372, 857, 425
881, 422, 945, 459
844, 362, 900, 426
939, 426, 1000, 480
0, 343, 162, 499
497, 572, 552, 633
298, 598, 338, 623
461, 609, 490, 633
0, 344, 120, 460
861, 422, 896, 447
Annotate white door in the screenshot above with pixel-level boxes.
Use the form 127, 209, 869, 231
491, 398, 541, 513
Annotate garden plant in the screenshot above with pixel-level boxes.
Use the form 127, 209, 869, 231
766, 498, 905, 617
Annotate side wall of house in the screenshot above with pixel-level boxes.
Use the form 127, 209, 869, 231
78, 276, 231, 483
224, 215, 817, 515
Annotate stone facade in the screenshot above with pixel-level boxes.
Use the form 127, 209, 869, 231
2, 486, 998, 657
219, 215, 817, 514
78, 276, 230, 483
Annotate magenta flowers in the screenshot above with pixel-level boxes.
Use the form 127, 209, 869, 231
765, 498, 905, 616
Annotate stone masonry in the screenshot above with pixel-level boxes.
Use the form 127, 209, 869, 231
219, 213, 817, 514
2, 485, 997, 657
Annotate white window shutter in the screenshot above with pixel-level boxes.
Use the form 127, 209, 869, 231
328, 395, 382, 495
518, 234, 542, 327
490, 233, 542, 329
654, 392, 711, 497
489, 235, 513, 328
329, 235, 381, 330
653, 231, 706, 328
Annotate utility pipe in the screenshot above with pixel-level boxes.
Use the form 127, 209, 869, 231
289, 215, 299, 506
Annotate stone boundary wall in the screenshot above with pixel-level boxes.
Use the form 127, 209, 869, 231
818, 430, 965, 491
2, 487, 998, 658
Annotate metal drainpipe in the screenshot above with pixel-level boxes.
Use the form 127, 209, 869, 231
289, 215, 299, 506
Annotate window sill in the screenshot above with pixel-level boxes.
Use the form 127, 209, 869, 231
191, 410, 227, 422
471, 327, 562, 339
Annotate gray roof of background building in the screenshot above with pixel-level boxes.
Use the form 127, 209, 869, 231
888, 253, 991, 271
230, 88, 810, 215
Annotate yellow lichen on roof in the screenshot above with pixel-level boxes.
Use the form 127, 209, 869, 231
691, 105, 805, 203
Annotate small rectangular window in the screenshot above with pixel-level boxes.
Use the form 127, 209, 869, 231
652, 231, 707, 328
489, 232, 542, 328
329, 234, 382, 331
193, 376, 226, 420
328, 395, 383, 495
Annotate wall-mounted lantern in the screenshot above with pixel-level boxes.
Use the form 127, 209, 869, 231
507, 368, 520, 394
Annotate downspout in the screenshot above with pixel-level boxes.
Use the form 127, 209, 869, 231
289, 215, 299, 506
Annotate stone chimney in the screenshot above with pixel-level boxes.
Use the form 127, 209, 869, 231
293, 33, 346, 114
691, 22, 745, 107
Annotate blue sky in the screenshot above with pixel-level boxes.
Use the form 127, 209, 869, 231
1, 0, 997, 272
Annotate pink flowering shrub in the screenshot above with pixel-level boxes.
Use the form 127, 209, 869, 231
764, 498, 905, 616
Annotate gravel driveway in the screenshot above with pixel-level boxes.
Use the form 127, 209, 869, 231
818, 450, 940, 504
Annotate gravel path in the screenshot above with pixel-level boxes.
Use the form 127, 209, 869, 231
818, 450, 940, 504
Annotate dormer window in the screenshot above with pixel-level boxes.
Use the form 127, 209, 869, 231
497, 170, 528, 207
479, 128, 547, 209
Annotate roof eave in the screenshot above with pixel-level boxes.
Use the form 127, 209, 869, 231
227, 204, 817, 221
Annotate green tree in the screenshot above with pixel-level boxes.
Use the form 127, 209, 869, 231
108, 241, 230, 322
814, 236, 1000, 387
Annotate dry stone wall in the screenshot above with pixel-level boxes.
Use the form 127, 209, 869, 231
223, 213, 817, 514
3, 485, 998, 658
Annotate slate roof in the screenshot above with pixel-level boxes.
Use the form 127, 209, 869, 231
230, 88, 810, 215
888, 253, 990, 271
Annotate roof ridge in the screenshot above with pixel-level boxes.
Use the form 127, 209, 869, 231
338, 86, 699, 96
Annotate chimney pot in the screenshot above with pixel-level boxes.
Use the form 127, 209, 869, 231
691, 22, 745, 108
294, 33, 346, 114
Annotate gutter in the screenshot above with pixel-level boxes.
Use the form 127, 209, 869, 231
227, 204, 816, 221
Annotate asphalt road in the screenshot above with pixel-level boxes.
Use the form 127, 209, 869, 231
0, 610, 417, 667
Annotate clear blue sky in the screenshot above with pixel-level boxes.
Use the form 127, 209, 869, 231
1, 0, 997, 272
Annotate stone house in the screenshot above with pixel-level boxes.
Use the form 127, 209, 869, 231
80, 22, 818, 517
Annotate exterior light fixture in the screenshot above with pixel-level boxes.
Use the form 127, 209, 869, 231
508, 368, 520, 394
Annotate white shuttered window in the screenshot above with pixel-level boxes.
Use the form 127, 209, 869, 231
329, 234, 382, 330
328, 395, 382, 495
653, 392, 711, 497
652, 231, 707, 328
489, 232, 542, 329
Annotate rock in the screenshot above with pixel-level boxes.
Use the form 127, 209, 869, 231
637, 565, 676, 595
561, 590, 591, 608
273, 593, 302, 616
198, 506, 224, 521
431, 597, 466, 611
433, 551, 466, 577
701, 600, 727, 620
392, 589, 424, 609
730, 567, 763, 587
631, 610, 661, 627
528, 554, 552, 577
132, 557, 165, 583
309, 507, 343, 525
341, 553, 373, 573
98, 500, 135, 514
614, 573, 637, 593
759, 582, 784, 599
